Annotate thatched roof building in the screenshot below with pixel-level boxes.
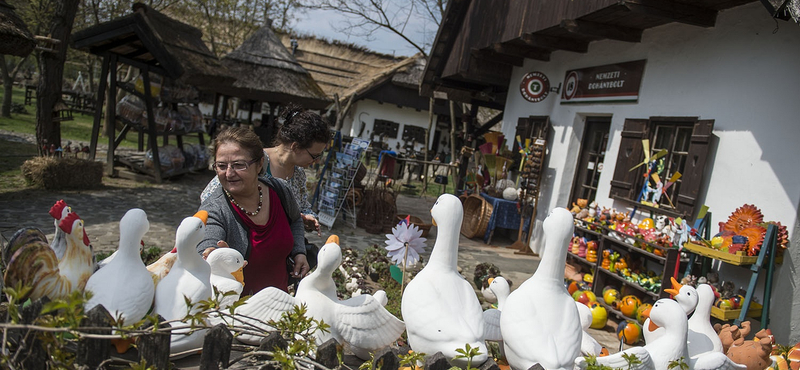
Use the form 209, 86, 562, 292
0, 0, 34, 57
71, 3, 233, 90
278, 34, 404, 100
216, 26, 330, 110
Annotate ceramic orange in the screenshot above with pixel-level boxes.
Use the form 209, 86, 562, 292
587, 301, 608, 329
568, 281, 580, 295
619, 295, 641, 318
603, 288, 620, 306
616, 320, 642, 345
636, 303, 653, 324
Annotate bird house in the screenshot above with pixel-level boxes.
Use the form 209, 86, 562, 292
53, 99, 73, 122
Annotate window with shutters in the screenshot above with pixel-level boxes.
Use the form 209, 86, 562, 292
373, 119, 399, 138
608, 117, 714, 219
402, 125, 426, 144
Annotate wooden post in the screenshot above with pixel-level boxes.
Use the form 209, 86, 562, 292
88, 54, 109, 161
104, 53, 118, 176
199, 324, 233, 370
16, 298, 50, 370
449, 101, 458, 194
76, 305, 113, 368
138, 315, 170, 369
422, 97, 435, 195
142, 68, 162, 183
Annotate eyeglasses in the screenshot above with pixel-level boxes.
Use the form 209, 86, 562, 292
213, 158, 259, 172
306, 148, 323, 161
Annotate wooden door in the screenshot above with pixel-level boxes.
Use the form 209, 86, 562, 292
570, 117, 610, 205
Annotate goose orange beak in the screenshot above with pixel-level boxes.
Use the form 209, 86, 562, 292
487, 277, 495, 285
232, 262, 247, 286
326, 235, 339, 245
664, 276, 682, 297
194, 210, 208, 225
649, 320, 659, 332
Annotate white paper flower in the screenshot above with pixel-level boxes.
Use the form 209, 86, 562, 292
385, 221, 427, 267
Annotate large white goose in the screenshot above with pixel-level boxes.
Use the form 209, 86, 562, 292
483, 276, 510, 342
207, 247, 246, 310
686, 284, 723, 358
229, 235, 404, 360
500, 207, 582, 370
402, 194, 487, 368
153, 211, 212, 356
645, 277, 699, 344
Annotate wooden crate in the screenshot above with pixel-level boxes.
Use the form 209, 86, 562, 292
710, 302, 763, 321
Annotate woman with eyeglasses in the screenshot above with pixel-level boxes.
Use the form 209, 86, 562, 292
197, 109, 328, 293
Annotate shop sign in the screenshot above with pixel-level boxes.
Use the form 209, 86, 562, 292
561, 60, 646, 104
520, 71, 550, 103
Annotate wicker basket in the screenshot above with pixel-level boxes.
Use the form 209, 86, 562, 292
461, 195, 493, 239
396, 214, 432, 237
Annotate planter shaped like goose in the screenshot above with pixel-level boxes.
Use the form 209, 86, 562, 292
153, 211, 212, 356
229, 235, 404, 360
500, 207, 582, 370
402, 194, 488, 368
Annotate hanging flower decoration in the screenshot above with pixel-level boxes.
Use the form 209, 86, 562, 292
385, 218, 427, 267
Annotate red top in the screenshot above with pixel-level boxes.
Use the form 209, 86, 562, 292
232, 187, 294, 294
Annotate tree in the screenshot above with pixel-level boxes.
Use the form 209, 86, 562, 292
0, 55, 32, 117
300, 0, 446, 57
35, 0, 80, 155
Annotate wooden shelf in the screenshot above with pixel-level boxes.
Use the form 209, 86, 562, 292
567, 251, 595, 268
574, 224, 603, 237
597, 300, 637, 323
603, 236, 668, 263
597, 268, 660, 300
611, 195, 684, 219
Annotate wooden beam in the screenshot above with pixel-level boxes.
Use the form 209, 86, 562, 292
471, 48, 524, 67
89, 35, 140, 53
491, 43, 551, 62
560, 19, 643, 43
420, 0, 473, 97
519, 34, 589, 53
473, 111, 504, 137
623, 0, 717, 28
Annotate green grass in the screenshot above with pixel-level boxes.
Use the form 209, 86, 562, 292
0, 85, 201, 148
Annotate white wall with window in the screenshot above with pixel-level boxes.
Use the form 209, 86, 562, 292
343, 99, 439, 153
500, 2, 800, 343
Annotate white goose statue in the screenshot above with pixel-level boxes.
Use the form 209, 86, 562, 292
686, 284, 723, 358
229, 236, 405, 360
207, 247, 246, 310
402, 194, 488, 368
645, 277, 699, 344
576, 302, 603, 356
483, 276, 510, 342
500, 207, 582, 370
153, 211, 212, 356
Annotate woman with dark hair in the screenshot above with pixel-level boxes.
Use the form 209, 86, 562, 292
198, 126, 309, 293
201, 104, 330, 235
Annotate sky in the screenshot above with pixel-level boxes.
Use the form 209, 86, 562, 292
292, 7, 436, 58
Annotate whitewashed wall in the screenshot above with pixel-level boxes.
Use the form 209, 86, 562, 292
343, 99, 439, 151
501, 2, 800, 343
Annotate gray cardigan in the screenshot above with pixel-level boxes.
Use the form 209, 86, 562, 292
197, 177, 306, 261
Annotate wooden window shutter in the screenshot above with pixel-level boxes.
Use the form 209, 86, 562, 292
609, 119, 650, 200
675, 119, 714, 218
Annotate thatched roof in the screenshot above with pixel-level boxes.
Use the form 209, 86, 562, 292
71, 3, 234, 91
339, 53, 423, 100
216, 26, 330, 110
278, 34, 404, 99
0, 0, 34, 57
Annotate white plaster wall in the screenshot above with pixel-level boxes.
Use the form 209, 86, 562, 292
344, 99, 439, 151
502, 2, 800, 343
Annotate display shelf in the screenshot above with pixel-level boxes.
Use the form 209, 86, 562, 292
611, 195, 683, 219
574, 224, 603, 237
596, 300, 637, 323
597, 268, 660, 300
603, 236, 667, 263
566, 251, 594, 268
710, 302, 763, 321
683, 242, 783, 266
317, 137, 370, 229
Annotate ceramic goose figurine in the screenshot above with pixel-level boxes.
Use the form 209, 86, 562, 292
402, 194, 488, 367
686, 284, 723, 358
483, 276, 510, 342
153, 211, 212, 356
500, 207, 582, 370
645, 277, 699, 344
207, 247, 246, 309
230, 236, 404, 360
85, 209, 153, 324
576, 302, 603, 356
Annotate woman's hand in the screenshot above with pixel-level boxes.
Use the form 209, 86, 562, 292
202, 240, 230, 259
291, 254, 310, 278
302, 214, 321, 236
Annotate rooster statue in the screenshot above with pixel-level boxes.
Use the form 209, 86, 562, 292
3, 212, 94, 300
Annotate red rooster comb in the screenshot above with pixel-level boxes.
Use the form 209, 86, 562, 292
49, 200, 69, 219
59, 212, 82, 234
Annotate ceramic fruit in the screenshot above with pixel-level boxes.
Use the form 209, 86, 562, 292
715, 297, 734, 310
568, 281, 580, 295
636, 303, 653, 324
573, 290, 597, 305
638, 218, 655, 229
617, 320, 642, 345
619, 295, 642, 318
603, 288, 620, 306
587, 301, 608, 329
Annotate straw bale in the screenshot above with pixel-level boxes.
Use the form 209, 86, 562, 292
22, 157, 103, 190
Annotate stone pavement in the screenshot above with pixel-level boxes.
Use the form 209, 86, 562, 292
0, 131, 627, 356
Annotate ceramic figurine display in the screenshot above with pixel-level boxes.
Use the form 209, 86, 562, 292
500, 207, 582, 370
227, 236, 404, 360
402, 194, 488, 367
483, 276, 510, 342
207, 247, 246, 309
153, 211, 213, 356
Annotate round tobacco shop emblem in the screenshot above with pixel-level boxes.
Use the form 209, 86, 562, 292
563, 71, 579, 100
520, 71, 550, 102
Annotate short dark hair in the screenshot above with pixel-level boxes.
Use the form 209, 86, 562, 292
275, 103, 330, 148
212, 127, 265, 163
